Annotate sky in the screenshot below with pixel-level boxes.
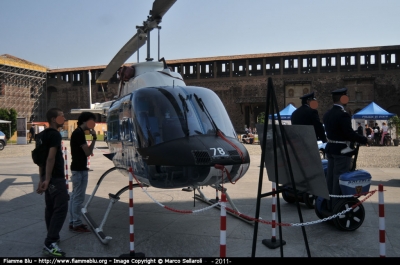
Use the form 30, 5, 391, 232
1, 0, 400, 69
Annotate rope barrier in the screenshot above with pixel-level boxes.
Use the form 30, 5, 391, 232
125, 164, 381, 227
122, 167, 385, 257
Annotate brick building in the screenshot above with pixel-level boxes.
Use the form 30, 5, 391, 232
4, 45, 399, 133
0, 54, 47, 122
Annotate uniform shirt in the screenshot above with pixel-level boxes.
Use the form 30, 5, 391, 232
70, 127, 88, 171
323, 105, 367, 156
41, 129, 65, 179
291, 104, 327, 142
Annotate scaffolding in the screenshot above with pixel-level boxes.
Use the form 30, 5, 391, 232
0, 54, 47, 122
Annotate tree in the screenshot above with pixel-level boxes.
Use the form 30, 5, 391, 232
388, 115, 400, 139
0, 108, 17, 139
257, 112, 265, 124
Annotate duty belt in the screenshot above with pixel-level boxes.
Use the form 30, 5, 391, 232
327, 139, 355, 154
327, 139, 348, 144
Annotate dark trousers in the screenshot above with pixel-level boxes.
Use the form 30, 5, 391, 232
29, 133, 35, 143
44, 178, 69, 246
326, 153, 351, 210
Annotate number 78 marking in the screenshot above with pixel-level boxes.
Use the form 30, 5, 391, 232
210, 147, 226, 156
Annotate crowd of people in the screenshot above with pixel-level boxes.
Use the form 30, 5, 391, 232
241, 126, 257, 144
356, 121, 391, 146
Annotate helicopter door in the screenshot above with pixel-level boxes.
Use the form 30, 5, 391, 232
120, 99, 133, 143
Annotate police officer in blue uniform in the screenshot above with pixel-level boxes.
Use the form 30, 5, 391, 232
291, 92, 327, 143
323, 88, 369, 209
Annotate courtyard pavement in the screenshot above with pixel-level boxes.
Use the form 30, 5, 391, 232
0, 141, 399, 259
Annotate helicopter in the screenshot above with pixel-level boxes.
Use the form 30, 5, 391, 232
73, 0, 251, 244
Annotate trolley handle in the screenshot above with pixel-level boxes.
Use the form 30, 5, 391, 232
350, 143, 360, 171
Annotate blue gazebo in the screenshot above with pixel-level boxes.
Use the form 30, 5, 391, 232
352, 102, 395, 120
268, 104, 297, 120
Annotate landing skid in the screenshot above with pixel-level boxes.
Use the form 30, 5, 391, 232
194, 186, 254, 225
82, 167, 147, 244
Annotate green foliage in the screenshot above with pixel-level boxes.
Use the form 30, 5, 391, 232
85, 134, 104, 141
0, 108, 17, 139
257, 112, 265, 124
388, 115, 400, 139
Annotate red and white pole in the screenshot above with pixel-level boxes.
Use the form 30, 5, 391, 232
220, 192, 227, 257
128, 167, 135, 255
262, 182, 285, 248
379, 184, 385, 257
64, 147, 69, 193
271, 182, 277, 241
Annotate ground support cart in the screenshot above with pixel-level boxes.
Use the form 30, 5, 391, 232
315, 162, 372, 231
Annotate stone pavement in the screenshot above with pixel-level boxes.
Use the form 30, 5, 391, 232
0, 141, 399, 258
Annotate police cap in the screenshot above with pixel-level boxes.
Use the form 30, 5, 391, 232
331, 88, 348, 95
300, 91, 316, 100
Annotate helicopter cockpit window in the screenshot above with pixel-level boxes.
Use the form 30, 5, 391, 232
189, 88, 236, 138
131, 86, 236, 146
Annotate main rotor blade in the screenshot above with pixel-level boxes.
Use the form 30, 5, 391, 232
96, 0, 176, 83
96, 33, 147, 83
151, 0, 177, 20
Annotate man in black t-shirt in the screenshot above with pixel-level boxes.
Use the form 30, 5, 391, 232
69, 112, 97, 233
372, 122, 381, 146
36, 108, 68, 257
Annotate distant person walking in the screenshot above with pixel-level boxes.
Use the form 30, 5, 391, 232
356, 122, 363, 136
29, 125, 35, 143
365, 124, 372, 147
380, 122, 389, 145
69, 112, 97, 233
373, 123, 381, 146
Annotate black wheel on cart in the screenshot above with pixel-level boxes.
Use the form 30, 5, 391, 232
303, 193, 315, 209
281, 189, 296, 203
332, 198, 365, 231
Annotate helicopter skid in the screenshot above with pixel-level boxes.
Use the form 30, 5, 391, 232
81, 167, 146, 244
194, 187, 254, 225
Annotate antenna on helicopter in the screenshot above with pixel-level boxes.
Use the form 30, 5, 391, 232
158, 26, 161, 61
159, 57, 168, 69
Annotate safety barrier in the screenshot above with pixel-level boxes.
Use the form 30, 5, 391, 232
120, 168, 386, 257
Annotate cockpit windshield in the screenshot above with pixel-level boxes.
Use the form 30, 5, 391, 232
132, 86, 236, 147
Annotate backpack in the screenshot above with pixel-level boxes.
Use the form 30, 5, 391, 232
31, 128, 57, 167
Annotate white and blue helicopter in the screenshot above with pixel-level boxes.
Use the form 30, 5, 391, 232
72, 0, 251, 244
